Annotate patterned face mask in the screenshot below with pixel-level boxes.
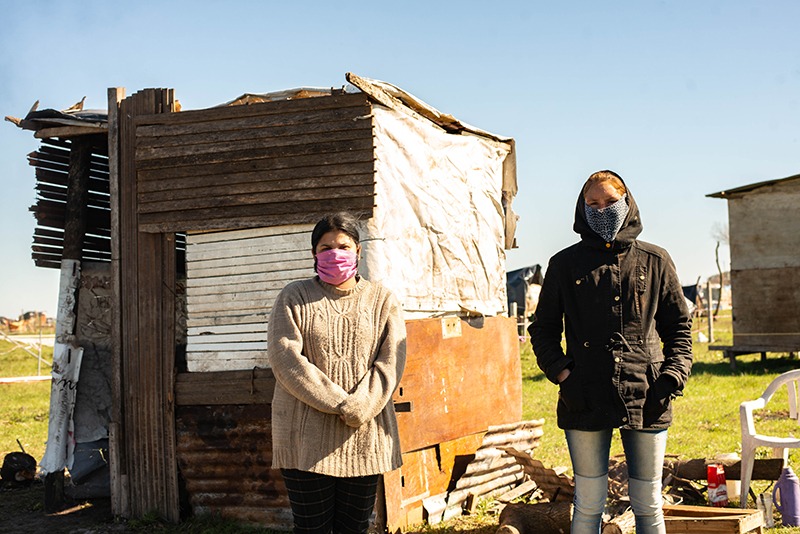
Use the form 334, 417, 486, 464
584, 194, 629, 242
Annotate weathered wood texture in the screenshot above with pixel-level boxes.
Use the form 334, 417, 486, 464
107, 86, 127, 517
665, 457, 783, 481
175, 404, 291, 529
115, 88, 180, 521
730, 267, 800, 347
662, 504, 764, 534
184, 225, 314, 372
133, 92, 376, 233
27, 135, 186, 270
28, 136, 111, 268
395, 316, 522, 453
726, 180, 800, 348
383, 420, 542, 531
175, 368, 276, 406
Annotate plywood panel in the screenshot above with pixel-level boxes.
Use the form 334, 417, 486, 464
395, 316, 522, 453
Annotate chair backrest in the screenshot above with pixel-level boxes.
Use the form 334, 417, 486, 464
760, 369, 800, 422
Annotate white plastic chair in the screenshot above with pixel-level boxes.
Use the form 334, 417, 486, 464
740, 369, 800, 507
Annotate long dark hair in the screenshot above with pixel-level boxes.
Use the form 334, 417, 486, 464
311, 212, 361, 251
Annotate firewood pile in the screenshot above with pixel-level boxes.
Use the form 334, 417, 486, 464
492, 451, 782, 534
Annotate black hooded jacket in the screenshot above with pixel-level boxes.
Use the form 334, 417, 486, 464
528, 184, 693, 430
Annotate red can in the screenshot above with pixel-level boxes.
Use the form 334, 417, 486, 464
707, 463, 729, 507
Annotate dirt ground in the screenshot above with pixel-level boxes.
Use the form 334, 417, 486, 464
0, 481, 122, 534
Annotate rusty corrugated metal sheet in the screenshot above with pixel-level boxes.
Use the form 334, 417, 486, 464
175, 404, 292, 528
438, 419, 544, 522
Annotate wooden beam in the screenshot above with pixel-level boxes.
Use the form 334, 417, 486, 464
107, 86, 127, 518
34, 125, 107, 139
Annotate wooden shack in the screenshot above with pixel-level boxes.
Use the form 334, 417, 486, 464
11, 73, 535, 531
707, 174, 800, 364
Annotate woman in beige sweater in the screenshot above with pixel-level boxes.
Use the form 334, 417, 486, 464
268, 212, 407, 534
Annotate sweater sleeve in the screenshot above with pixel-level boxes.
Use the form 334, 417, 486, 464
528, 257, 572, 384
338, 291, 407, 428
267, 285, 349, 414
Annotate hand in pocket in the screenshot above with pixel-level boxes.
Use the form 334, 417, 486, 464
559, 372, 587, 412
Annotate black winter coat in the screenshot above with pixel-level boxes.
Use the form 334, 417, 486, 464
528, 185, 693, 431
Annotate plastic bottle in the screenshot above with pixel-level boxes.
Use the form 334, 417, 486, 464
773, 466, 800, 527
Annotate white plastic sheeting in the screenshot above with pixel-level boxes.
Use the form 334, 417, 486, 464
360, 106, 512, 317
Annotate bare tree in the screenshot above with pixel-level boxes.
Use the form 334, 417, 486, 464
711, 222, 729, 317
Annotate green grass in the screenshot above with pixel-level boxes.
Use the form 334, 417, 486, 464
520, 310, 800, 533
0, 339, 52, 460
0, 337, 53, 377
524, 311, 800, 472
4, 319, 800, 532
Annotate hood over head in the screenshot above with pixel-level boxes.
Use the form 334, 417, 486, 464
573, 172, 642, 250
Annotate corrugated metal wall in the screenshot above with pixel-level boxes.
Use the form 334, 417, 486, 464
175, 404, 291, 528
184, 225, 314, 372
133, 92, 376, 233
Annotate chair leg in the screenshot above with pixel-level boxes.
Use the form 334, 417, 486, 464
740, 448, 755, 508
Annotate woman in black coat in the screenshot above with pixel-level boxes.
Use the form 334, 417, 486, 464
529, 170, 693, 534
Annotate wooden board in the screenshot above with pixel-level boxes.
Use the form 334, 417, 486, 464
730, 267, 800, 347
132, 92, 375, 233
395, 316, 522, 453
184, 226, 314, 372
115, 88, 180, 521
728, 183, 800, 271
663, 504, 764, 533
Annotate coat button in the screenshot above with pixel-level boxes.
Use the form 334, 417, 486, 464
605, 243, 611, 249
639, 274, 645, 280
584, 341, 589, 348
638, 340, 643, 345
614, 357, 621, 363
614, 295, 620, 301
575, 279, 581, 285
622, 416, 628, 422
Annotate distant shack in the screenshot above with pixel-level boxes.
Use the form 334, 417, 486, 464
707, 174, 800, 366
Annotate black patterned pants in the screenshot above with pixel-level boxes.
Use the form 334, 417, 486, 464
280, 468, 380, 534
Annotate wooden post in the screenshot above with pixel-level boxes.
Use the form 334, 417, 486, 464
706, 280, 715, 344
107, 86, 129, 518
43, 136, 92, 513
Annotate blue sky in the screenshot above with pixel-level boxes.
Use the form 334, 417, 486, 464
1, 0, 798, 317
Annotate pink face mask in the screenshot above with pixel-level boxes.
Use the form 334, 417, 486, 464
315, 248, 358, 286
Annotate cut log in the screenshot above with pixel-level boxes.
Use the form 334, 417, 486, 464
497, 502, 571, 534
601, 508, 636, 534
664, 457, 783, 481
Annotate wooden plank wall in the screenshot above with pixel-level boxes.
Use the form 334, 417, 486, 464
132, 92, 376, 233
115, 88, 180, 521
185, 225, 314, 372
27, 135, 186, 270
28, 136, 110, 268
727, 182, 800, 346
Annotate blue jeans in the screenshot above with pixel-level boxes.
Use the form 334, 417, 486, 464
565, 428, 667, 534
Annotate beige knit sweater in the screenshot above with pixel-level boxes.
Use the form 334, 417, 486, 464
268, 276, 406, 477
